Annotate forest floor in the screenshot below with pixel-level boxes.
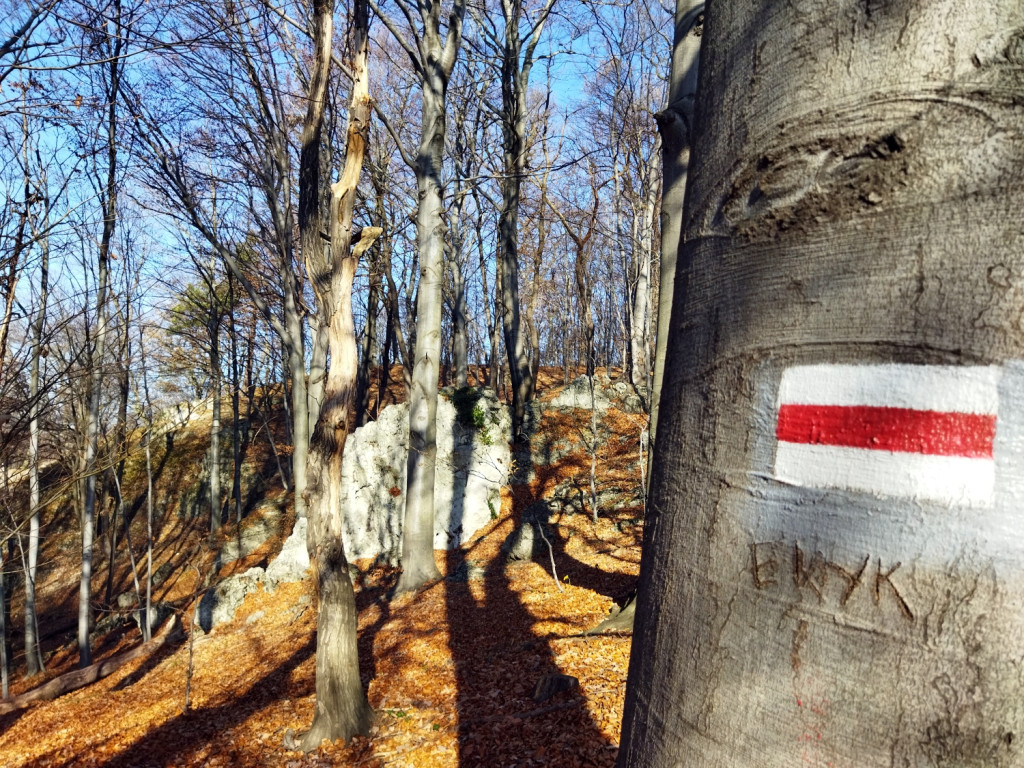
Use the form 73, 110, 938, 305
0, 368, 644, 767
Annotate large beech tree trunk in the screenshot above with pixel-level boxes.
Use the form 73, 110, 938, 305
618, 2, 1024, 766
398, 68, 449, 592
294, 0, 376, 748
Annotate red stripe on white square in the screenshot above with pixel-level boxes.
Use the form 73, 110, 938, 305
775, 365, 1000, 507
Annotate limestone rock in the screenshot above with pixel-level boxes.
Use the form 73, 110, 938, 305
134, 601, 175, 635
265, 516, 310, 590
215, 507, 280, 570
197, 567, 264, 632
340, 387, 511, 562
547, 375, 648, 415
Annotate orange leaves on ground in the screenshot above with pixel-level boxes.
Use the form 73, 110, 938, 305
1, 393, 645, 768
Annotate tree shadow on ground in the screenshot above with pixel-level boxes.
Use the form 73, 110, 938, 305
444, 431, 617, 767
18, 633, 316, 768
110, 627, 187, 691
354, 568, 396, 690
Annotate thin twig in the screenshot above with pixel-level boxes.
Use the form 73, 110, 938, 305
535, 522, 563, 592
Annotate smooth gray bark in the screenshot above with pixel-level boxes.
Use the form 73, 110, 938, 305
374, 0, 466, 594
80, 6, 124, 666
25, 184, 48, 676
619, 2, 1024, 766
647, 0, 702, 459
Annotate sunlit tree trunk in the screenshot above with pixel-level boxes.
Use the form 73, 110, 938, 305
294, 0, 376, 747
375, 0, 466, 594
24, 157, 49, 678
629, 140, 658, 395
619, 1, 1024, 765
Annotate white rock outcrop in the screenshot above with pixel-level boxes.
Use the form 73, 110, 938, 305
341, 388, 510, 562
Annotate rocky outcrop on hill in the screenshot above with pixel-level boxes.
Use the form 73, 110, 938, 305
547, 374, 648, 414
340, 387, 511, 562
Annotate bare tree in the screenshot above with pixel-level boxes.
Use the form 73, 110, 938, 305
122, 0, 314, 518
292, 0, 377, 747
468, 0, 556, 439
77, 0, 129, 668
370, 0, 467, 594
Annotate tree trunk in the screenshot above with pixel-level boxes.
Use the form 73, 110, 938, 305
138, 327, 155, 642
284, 278, 309, 520
629, 138, 657, 397
228, 270, 243, 523
80, 8, 124, 665
354, 246, 379, 427
495, 0, 547, 441
25, 204, 48, 676
0, 543, 7, 698
0, 616, 180, 715
647, 0, 702, 460
395, 0, 466, 594
308, 317, 328, 434
451, 249, 468, 388
618, 2, 1024, 766
208, 322, 222, 537
475, 206, 499, 391
398, 68, 448, 593
295, 0, 376, 747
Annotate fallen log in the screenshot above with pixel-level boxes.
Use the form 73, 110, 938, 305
0, 614, 182, 715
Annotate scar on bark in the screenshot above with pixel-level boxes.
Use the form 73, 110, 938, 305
828, 555, 870, 606
791, 618, 808, 672
753, 540, 774, 589
874, 559, 914, 621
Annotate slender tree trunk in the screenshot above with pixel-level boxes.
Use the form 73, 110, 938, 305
228, 271, 243, 522
208, 321, 222, 537
354, 249, 379, 426
629, 138, 658, 396
648, 0, 702, 459
451, 248, 468, 388
618, 2, 1024, 766
138, 327, 154, 642
80, 5, 124, 666
395, 0, 466, 593
284, 280, 309, 519
104, 296, 132, 605
495, 0, 540, 441
398, 69, 449, 592
25, 201, 49, 677
473, 197, 499, 391
0, 542, 8, 698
